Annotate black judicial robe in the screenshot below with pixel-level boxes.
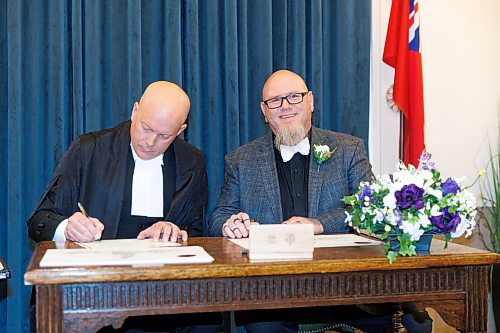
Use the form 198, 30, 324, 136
27, 121, 208, 242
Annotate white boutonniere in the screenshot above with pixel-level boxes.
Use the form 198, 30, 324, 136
313, 143, 336, 172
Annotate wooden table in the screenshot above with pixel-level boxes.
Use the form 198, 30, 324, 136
25, 237, 500, 333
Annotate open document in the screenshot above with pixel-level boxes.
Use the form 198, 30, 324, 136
76, 238, 181, 250
39, 246, 214, 267
313, 234, 383, 248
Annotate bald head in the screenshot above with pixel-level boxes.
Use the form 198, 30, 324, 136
130, 81, 190, 160
262, 70, 309, 101
140, 81, 190, 124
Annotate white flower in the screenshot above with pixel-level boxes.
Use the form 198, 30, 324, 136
385, 210, 400, 226
373, 209, 385, 223
430, 205, 442, 217
417, 211, 431, 228
383, 191, 397, 210
344, 211, 353, 226
399, 219, 424, 241
371, 183, 382, 193
451, 216, 476, 238
426, 187, 443, 200
420, 169, 434, 182
314, 145, 329, 154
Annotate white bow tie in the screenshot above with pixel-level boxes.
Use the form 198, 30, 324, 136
280, 137, 310, 162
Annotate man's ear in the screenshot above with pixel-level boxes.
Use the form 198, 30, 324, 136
260, 102, 268, 123
177, 124, 187, 136
307, 91, 314, 114
131, 102, 139, 120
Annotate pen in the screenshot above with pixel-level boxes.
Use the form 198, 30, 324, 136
78, 202, 101, 242
77, 202, 88, 217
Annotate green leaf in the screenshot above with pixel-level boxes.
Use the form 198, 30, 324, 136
384, 242, 391, 253
444, 233, 451, 249
397, 234, 417, 256
341, 195, 356, 205
387, 251, 397, 264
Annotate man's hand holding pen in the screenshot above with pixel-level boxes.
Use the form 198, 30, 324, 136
222, 212, 259, 239
65, 203, 104, 243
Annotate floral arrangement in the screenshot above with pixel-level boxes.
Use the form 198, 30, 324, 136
342, 151, 480, 263
313, 143, 336, 172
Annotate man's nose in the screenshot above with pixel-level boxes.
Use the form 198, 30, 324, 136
280, 98, 292, 109
145, 133, 157, 147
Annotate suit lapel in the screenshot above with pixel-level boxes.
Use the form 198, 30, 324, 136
309, 127, 341, 218
308, 128, 324, 217
258, 134, 283, 222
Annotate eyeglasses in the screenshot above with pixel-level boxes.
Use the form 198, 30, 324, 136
262, 92, 309, 109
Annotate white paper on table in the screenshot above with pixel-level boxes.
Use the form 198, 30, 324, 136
229, 234, 382, 250
228, 238, 249, 249
313, 234, 383, 248
39, 246, 214, 267
76, 238, 181, 250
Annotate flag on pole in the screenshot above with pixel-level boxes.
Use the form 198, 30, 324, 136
383, 0, 425, 167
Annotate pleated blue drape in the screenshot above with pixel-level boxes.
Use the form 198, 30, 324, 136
0, 1, 371, 331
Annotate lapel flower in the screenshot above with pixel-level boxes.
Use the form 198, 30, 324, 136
313, 143, 336, 172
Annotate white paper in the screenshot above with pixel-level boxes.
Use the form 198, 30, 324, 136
229, 234, 382, 249
248, 224, 314, 261
313, 234, 383, 248
229, 238, 249, 249
39, 246, 214, 267
76, 238, 181, 250
0, 261, 3, 270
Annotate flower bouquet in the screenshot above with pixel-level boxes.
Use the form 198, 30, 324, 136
342, 151, 479, 263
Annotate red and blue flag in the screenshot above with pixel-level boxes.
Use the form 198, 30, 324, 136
383, 0, 425, 167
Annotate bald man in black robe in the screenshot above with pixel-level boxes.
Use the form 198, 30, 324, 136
28, 81, 207, 243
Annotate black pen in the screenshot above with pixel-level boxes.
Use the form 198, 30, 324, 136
78, 202, 101, 242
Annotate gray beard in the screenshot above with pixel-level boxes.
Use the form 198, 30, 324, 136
274, 126, 307, 150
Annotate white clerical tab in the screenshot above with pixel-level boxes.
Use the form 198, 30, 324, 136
131, 146, 164, 217
248, 224, 314, 261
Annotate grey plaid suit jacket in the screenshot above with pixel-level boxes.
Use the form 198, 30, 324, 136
209, 127, 374, 236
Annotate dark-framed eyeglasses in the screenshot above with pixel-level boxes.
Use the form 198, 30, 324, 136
262, 92, 309, 109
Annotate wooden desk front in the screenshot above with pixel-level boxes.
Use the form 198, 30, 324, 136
25, 237, 500, 333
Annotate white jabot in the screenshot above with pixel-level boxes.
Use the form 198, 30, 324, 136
130, 145, 164, 217
279, 137, 310, 162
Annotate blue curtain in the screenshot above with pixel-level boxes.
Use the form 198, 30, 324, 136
0, 0, 371, 331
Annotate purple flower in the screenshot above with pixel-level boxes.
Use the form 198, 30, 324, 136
441, 177, 460, 196
395, 184, 424, 210
393, 209, 403, 226
431, 208, 461, 233
358, 185, 372, 207
418, 149, 435, 170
